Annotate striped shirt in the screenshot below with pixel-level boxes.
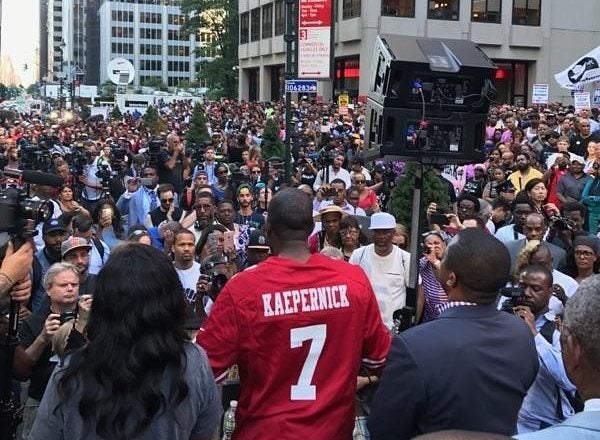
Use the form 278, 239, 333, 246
419, 257, 449, 322
437, 301, 478, 315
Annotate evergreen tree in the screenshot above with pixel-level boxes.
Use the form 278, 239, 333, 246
388, 164, 451, 233
110, 105, 122, 120
79, 103, 91, 120
261, 118, 284, 160
143, 105, 167, 135
186, 103, 210, 146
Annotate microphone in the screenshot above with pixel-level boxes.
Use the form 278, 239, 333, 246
3, 168, 65, 187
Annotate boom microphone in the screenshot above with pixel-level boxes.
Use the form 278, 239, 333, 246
3, 168, 64, 187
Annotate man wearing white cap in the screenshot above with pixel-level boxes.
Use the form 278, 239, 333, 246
349, 212, 410, 330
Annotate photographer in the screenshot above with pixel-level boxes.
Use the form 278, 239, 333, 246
18, 262, 90, 438
312, 150, 351, 193
78, 143, 111, 214
157, 132, 191, 197
547, 202, 594, 251
508, 264, 578, 433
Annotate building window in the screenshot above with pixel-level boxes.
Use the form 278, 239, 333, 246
140, 12, 162, 23
167, 61, 190, 72
140, 28, 162, 39
111, 10, 134, 22
512, 0, 540, 26
427, 0, 460, 20
334, 57, 360, 97
342, 0, 360, 19
140, 44, 162, 55
111, 42, 134, 54
274, 0, 285, 36
262, 4, 273, 39
471, 0, 501, 22
111, 27, 134, 38
240, 12, 250, 44
168, 45, 190, 56
168, 14, 185, 25
250, 8, 260, 41
167, 29, 188, 41
381, 0, 415, 17
140, 60, 162, 71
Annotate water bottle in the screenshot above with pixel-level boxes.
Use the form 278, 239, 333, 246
222, 400, 238, 440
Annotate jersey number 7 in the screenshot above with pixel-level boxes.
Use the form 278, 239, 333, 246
290, 324, 327, 401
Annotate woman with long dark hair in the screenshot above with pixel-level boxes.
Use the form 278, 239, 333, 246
30, 244, 221, 440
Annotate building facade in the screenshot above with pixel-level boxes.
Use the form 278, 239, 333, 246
98, 0, 204, 88
238, 0, 600, 105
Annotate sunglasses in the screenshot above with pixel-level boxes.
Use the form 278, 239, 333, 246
160, 198, 174, 203
252, 170, 261, 174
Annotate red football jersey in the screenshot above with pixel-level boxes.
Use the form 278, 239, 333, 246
197, 254, 391, 440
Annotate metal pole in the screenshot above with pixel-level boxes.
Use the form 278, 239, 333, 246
283, 0, 295, 184
59, 49, 64, 111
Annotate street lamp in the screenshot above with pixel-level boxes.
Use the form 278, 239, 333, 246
58, 39, 66, 111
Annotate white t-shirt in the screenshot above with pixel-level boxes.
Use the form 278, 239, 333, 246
348, 244, 410, 330
175, 261, 201, 303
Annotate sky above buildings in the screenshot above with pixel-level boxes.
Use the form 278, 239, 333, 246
1, 0, 38, 86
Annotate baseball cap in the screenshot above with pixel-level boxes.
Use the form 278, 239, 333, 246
61, 236, 92, 258
247, 230, 270, 250
369, 212, 397, 230
43, 219, 67, 235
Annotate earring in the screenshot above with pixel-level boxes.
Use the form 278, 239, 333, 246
446, 281, 453, 286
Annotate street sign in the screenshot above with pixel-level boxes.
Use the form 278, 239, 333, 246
338, 93, 349, 114
297, 0, 333, 80
531, 84, 549, 105
285, 80, 318, 93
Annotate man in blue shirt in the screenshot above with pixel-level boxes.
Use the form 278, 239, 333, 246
512, 264, 578, 433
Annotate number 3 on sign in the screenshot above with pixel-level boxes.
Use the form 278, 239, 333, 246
290, 324, 326, 400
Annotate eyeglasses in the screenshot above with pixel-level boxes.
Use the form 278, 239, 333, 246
574, 250, 595, 258
340, 228, 359, 236
160, 198, 174, 203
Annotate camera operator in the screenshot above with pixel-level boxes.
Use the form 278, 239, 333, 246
18, 262, 91, 439
157, 132, 191, 198
547, 202, 594, 251
508, 264, 578, 433
78, 142, 111, 214
312, 150, 351, 193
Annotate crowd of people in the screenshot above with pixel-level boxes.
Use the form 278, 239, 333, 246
0, 97, 599, 439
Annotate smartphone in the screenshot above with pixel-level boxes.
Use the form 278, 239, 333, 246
101, 207, 113, 218
224, 231, 235, 250
139, 177, 153, 187
430, 213, 450, 227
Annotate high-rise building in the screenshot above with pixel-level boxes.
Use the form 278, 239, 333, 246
98, 0, 203, 88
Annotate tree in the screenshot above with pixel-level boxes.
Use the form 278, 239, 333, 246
141, 76, 167, 91
79, 103, 91, 120
180, 0, 239, 98
186, 103, 210, 145
261, 118, 285, 160
388, 164, 451, 233
100, 81, 117, 98
143, 105, 167, 135
110, 105, 123, 120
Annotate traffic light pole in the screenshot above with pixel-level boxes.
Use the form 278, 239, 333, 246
283, 0, 295, 183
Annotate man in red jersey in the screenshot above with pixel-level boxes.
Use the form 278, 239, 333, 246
197, 187, 390, 439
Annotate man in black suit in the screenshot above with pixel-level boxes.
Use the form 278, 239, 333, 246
504, 213, 567, 270
369, 228, 539, 439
